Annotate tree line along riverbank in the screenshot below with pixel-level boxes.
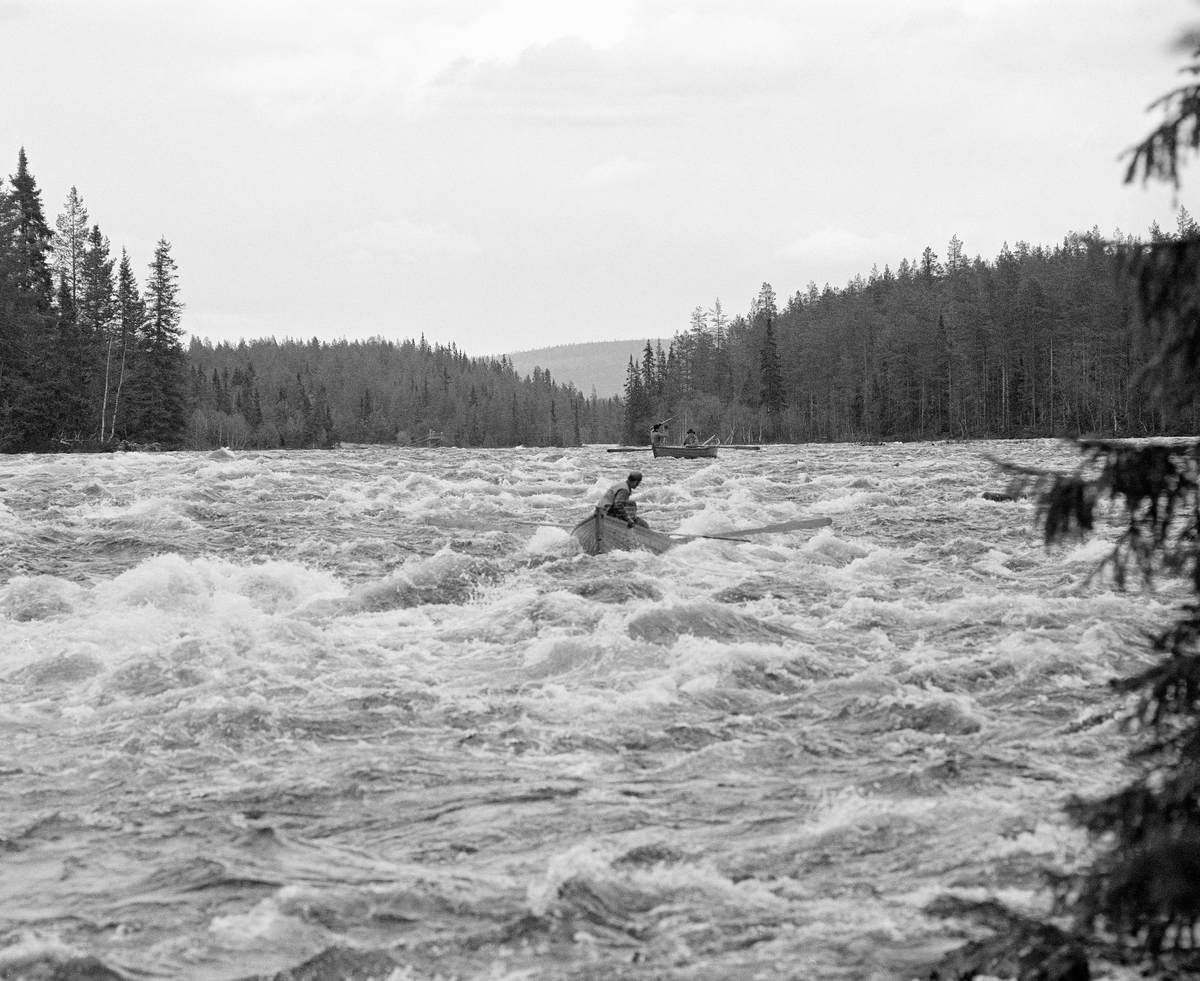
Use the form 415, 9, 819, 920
2, 144, 1187, 453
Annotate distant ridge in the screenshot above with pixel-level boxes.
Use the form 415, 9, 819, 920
506, 339, 666, 399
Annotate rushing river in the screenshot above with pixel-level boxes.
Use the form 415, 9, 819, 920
0, 441, 1175, 981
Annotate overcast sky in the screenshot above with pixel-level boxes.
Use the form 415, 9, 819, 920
2, 0, 1195, 355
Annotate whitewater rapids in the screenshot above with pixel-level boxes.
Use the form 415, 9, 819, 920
0, 441, 1171, 980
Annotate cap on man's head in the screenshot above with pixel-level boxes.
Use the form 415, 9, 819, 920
628, 471, 642, 483
687, 428, 695, 433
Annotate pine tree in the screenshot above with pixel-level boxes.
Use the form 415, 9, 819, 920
946, 234, 966, 274
52, 186, 89, 308
754, 282, 777, 322
1177, 205, 1198, 238
709, 297, 728, 349
920, 246, 943, 279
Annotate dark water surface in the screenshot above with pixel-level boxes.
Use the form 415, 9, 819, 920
0, 442, 1169, 980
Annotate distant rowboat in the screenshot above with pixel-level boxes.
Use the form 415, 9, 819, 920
651, 443, 718, 459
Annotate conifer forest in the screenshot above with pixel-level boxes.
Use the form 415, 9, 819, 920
0, 144, 1189, 454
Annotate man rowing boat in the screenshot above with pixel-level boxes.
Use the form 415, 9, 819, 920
599, 471, 649, 528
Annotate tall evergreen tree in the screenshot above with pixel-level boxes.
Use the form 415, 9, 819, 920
108, 249, 143, 440
52, 186, 89, 308
709, 297, 728, 349
919, 246, 943, 279
0, 176, 25, 448
79, 225, 114, 341
1, 149, 55, 448
10, 149, 53, 311
760, 318, 786, 415
81, 226, 116, 437
641, 340, 656, 395
50, 274, 90, 439
129, 237, 185, 442
623, 356, 647, 444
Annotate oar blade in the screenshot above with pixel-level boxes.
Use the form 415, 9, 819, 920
726, 516, 832, 536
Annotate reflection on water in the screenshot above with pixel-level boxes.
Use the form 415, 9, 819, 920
0, 442, 1170, 980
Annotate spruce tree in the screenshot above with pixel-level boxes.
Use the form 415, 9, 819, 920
623, 356, 647, 444
934, 31, 1200, 978
759, 318, 786, 415
50, 275, 91, 439
129, 238, 185, 442
108, 249, 143, 441
10, 149, 53, 311
0, 177, 26, 448
2, 149, 55, 449
81, 226, 116, 438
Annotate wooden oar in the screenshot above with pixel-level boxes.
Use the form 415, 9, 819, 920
718, 516, 831, 536
606, 446, 654, 452
507, 515, 830, 537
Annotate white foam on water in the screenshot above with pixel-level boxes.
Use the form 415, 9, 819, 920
0, 440, 1176, 980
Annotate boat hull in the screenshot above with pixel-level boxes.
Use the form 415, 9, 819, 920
570, 511, 676, 556
651, 444, 718, 459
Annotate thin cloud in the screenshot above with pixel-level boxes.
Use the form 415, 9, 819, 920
209, 1, 816, 123
778, 229, 909, 267
340, 219, 484, 264
580, 155, 653, 188
212, 0, 642, 120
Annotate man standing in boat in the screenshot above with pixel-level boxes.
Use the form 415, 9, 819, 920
600, 471, 649, 528
650, 422, 670, 446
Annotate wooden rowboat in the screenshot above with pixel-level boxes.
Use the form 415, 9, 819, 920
570, 511, 676, 556
651, 443, 719, 459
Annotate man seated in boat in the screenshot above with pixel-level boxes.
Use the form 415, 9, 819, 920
682, 429, 699, 446
599, 471, 650, 528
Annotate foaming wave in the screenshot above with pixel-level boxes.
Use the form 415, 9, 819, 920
346, 547, 501, 612
527, 841, 790, 956
0, 575, 85, 622
628, 604, 800, 646
84, 496, 203, 533
522, 526, 573, 555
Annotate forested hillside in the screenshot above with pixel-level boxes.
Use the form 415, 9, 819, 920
186, 336, 625, 449
623, 223, 1191, 444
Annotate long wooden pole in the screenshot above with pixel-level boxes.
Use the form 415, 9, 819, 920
507, 516, 830, 536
